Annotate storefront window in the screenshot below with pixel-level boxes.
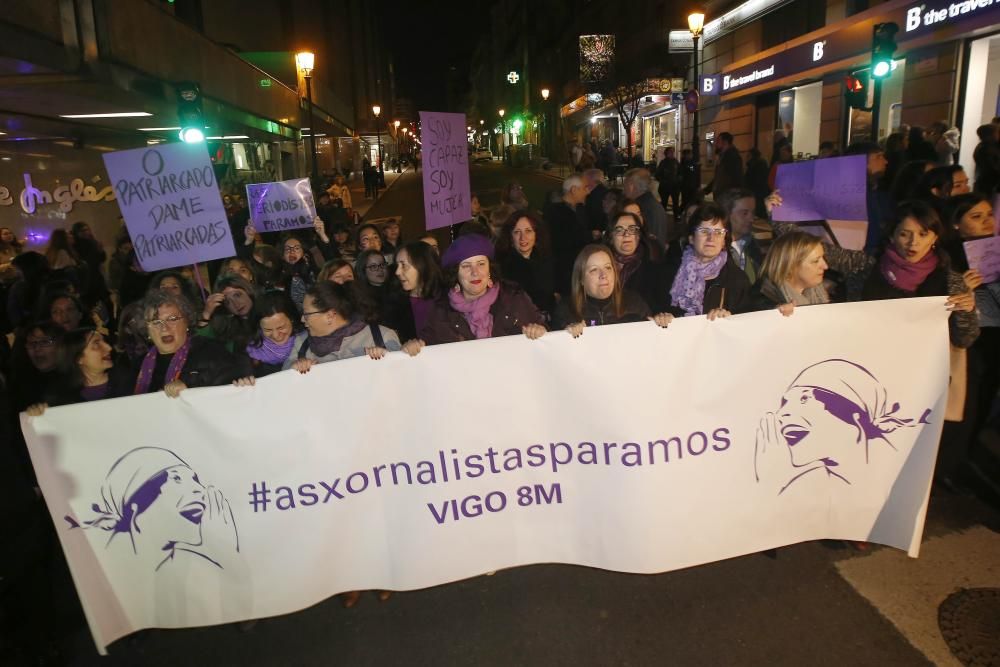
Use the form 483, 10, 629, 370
642, 110, 678, 163
778, 81, 823, 158
959, 34, 1000, 178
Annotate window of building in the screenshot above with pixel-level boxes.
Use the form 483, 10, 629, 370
959, 34, 1000, 179
761, 1, 827, 51
846, 59, 905, 145
777, 81, 823, 158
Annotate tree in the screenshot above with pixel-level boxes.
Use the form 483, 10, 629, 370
601, 79, 650, 160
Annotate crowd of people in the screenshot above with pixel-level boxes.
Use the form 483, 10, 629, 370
0, 121, 998, 660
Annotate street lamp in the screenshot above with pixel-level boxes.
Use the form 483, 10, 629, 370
540, 88, 550, 158
394, 120, 401, 172
372, 104, 382, 195
688, 10, 705, 194
295, 50, 318, 184
498, 108, 506, 163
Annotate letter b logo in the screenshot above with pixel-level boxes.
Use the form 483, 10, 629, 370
702, 77, 714, 93
813, 42, 824, 61
906, 7, 921, 31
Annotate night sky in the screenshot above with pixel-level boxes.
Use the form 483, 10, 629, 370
380, 0, 485, 111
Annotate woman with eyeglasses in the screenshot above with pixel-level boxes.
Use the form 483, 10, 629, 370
604, 211, 672, 313
666, 202, 751, 319
285, 281, 400, 373
243, 291, 304, 378
25, 328, 132, 414
415, 234, 546, 350
133, 290, 249, 398
278, 233, 317, 311
10, 321, 63, 411
496, 210, 556, 315
552, 244, 673, 335
196, 275, 259, 353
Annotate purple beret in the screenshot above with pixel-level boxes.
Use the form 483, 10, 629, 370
441, 233, 495, 268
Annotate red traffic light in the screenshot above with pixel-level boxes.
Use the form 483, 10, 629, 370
844, 75, 864, 93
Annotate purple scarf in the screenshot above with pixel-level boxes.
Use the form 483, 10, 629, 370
670, 246, 728, 316
133, 337, 191, 394
879, 246, 939, 294
308, 318, 367, 357
246, 334, 297, 366
614, 248, 643, 287
448, 283, 500, 339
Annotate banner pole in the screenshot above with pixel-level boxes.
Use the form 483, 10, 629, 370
192, 262, 208, 300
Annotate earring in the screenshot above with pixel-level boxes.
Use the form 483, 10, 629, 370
453, 284, 461, 293
487, 278, 494, 288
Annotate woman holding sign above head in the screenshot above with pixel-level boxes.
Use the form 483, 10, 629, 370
664, 203, 751, 319
767, 196, 979, 348
552, 244, 673, 336
413, 233, 546, 351
133, 289, 249, 398
196, 275, 259, 353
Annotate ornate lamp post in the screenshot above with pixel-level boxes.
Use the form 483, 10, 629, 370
372, 104, 382, 196
688, 10, 705, 192
295, 51, 318, 184
540, 88, 550, 158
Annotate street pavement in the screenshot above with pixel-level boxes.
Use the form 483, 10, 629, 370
48, 163, 1000, 666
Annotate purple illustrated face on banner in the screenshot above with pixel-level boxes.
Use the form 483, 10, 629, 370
66, 447, 240, 572
753, 359, 932, 495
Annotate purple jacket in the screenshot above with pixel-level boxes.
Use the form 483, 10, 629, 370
420, 282, 545, 345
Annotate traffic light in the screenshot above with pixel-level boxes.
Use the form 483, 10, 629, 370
844, 72, 869, 110
871, 22, 898, 80
176, 81, 205, 143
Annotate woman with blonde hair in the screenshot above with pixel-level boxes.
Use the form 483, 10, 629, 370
748, 232, 830, 315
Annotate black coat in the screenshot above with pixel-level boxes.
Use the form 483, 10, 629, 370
585, 183, 610, 234
545, 202, 591, 297
552, 288, 650, 329
133, 336, 251, 393
664, 254, 752, 316
45, 363, 134, 407
617, 248, 674, 314
498, 251, 556, 315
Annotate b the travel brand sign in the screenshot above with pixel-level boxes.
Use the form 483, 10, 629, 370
904, 0, 998, 33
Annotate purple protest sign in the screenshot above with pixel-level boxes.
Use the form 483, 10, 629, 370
103, 143, 235, 272
246, 178, 316, 232
963, 235, 1000, 284
419, 111, 471, 231
772, 155, 868, 223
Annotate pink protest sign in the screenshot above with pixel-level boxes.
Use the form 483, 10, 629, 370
419, 111, 471, 231
103, 143, 235, 271
964, 235, 1000, 284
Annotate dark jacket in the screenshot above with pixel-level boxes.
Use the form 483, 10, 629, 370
974, 138, 1000, 195
545, 202, 591, 297
498, 250, 556, 315
585, 182, 610, 234
616, 248, 674, 314
551, 288, 650, 329
637, 190, 670, 246
664, 254, 752, 316
132, 336, 251, 394
45, 363, 134, 407
420, 283, 545, 345
710, 145, 744, 198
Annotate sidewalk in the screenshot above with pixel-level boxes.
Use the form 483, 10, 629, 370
346, 167, 409, 220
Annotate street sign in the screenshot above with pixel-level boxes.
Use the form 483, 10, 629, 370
670, 92, 685, 105
684, 89, 699, 113
670, 77, 685, 92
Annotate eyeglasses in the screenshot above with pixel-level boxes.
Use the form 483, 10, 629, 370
366, 262, 387, 271
695, 227, 727, 238
301, 310, 326, 319
146, 315, 185, 329
26, 338, 56, 350
284, 245, 303, 253
613, 225, 642, 237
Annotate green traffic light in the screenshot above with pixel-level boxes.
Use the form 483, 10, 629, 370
872, 61, 891, 79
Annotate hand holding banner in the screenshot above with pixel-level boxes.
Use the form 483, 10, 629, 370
103, 143, 235, 271
246, 178, 317, 232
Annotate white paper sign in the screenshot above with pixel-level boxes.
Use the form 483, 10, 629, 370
21, 299, 950, 654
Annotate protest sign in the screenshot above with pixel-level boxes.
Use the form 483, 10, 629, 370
963, 235, 1000, 283
103, 143, 235, 271
773, 155, 869, 250
245, 178, 316, 232
419, 111, 471, 230
22, 298, 949, 654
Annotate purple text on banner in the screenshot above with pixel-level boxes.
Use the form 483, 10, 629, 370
772, 154, 868, 223
964, 235, 1000, 284
102, 143, 235, 272
246, 178, 316, 232
419, 111, 471, 231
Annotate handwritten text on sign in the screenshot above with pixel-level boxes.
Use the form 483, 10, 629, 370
772, 155, 868, 223
246, 178, 317, 232
419, 111, 471, 231
102, 143, 234, 271
964, 235, 1000, 284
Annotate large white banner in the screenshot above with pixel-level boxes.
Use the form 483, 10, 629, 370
22, 299, 950, 654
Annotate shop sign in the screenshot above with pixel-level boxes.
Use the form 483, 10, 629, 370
699, 74, 721, 95
903, 0, 999, 35
668, 0, 796, 50
0, 173, 116, 215
670, 78, 685, 92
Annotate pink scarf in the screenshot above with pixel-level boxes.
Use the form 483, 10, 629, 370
879, 246, 939, 294
448, 283, 500, 339
133, 337, 191, 394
